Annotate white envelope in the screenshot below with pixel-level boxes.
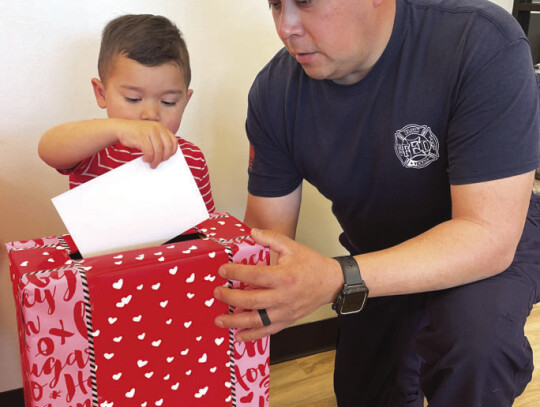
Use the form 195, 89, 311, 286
52, 150, 209, 258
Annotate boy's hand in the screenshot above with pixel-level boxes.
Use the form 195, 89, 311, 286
116, 120, 179, 168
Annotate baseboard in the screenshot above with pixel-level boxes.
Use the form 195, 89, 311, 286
269, 317, 338, 365
0, 388, 24, 406
0, 318, 338, 405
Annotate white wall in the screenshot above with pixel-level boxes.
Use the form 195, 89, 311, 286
0, 0, 515, 394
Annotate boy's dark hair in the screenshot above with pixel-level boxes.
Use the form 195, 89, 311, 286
98, 14, 191, 86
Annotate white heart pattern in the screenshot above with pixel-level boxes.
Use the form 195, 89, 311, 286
155, 400, 164, 406
112, 279, 123, 290
171, 382, 180, 391
167, 357, 174, 363
186, 273, 195, 283
198, 353, 207, 363
204, 274, 216, 282
137, 360, 148, 368
152, 340, 162, 347
169, 266, 178, 275
184, 321, 192, 328
208, 252, 216, 258
112, 373, 122, 380
104, 353, 114, 360
116, 295, 132, 308
205, 298, 215, 307
181, 349, 189, 356
125, 388, 135, 398
138, 333, 146, 340
195, 386, 209, 398
133, 315, 142, 322
187, 293, 195, 299
113, 336, 122, 343
108, 317, 117, 325
215, 337, 224, 346
152, 283, 161, 290
145, 372, 154, 379
136, 254, 145, 260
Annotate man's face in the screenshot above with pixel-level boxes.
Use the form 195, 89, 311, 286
93, 55, 192, 135
268, 0, 392, 85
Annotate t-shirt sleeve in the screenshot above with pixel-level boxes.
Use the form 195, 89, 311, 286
246, 68, 303, 198
447, 38, 540, 184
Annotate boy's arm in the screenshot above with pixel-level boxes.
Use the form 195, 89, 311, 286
38, 118, 178, 170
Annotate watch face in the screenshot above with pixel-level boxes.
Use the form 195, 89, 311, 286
340, 288, 368, 314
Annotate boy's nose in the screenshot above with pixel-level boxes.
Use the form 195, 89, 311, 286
140, 103, 160, 122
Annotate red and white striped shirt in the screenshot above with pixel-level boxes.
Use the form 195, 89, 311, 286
59, 138, 215, 212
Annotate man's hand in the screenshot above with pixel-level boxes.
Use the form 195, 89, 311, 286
214, 228, 344, 341
116, 119, 178, 168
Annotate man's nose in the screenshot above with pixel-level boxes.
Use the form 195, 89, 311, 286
276, 5, 304, 40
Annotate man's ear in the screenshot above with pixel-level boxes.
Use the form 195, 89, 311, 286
91, 78, 107, 109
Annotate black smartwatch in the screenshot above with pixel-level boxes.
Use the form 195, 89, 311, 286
332, 256, 369, 315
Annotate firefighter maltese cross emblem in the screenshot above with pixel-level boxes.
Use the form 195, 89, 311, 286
394, 124, 440, 169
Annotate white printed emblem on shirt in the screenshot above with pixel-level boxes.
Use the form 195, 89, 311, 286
394, 124, 439, 169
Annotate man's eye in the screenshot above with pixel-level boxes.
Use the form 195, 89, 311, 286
268, 1, 281, 11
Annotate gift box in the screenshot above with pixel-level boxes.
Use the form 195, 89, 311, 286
6, 213, 270, 407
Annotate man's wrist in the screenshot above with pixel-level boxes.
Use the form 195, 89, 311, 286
332, 255, 369, 315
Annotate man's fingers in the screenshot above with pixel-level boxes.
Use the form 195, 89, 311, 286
250, 228, 294, 256
215, 309, 285, 342
214, 283, 277, 311
218, 263, 277, 289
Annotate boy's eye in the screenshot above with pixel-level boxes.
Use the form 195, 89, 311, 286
161, 100, 177, 106
125, 97, 141, 103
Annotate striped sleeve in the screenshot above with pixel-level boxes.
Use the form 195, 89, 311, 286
179, 139, 215, 213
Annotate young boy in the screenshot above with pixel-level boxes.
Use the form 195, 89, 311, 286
39, 14, 215, 213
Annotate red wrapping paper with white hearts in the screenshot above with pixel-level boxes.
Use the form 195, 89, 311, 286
6, 213, 270, 407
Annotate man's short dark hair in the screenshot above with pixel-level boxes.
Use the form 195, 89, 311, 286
98, 14, 191, 86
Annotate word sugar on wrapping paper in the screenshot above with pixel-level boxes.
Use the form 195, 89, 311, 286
6, 213, 270, 407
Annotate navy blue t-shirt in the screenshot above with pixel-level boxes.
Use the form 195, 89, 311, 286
247, 0, 540, 255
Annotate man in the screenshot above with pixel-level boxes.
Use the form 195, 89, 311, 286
214, 0, 540, 406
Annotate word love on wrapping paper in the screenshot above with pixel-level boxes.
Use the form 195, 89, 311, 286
18, 268, 92, 405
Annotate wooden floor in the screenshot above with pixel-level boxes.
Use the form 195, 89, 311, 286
270, 305, 540, 406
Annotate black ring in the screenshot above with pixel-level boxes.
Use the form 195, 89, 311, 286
258, 309, 271, 327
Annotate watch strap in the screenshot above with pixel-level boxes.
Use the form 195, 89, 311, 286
333, 255, 363, 286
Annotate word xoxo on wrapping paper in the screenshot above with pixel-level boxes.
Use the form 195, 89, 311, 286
19, 268, 92, 404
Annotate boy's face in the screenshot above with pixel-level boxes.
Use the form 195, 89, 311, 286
92, 54, 192, 134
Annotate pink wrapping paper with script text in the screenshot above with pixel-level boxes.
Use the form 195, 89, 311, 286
6, 213, 270, 407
